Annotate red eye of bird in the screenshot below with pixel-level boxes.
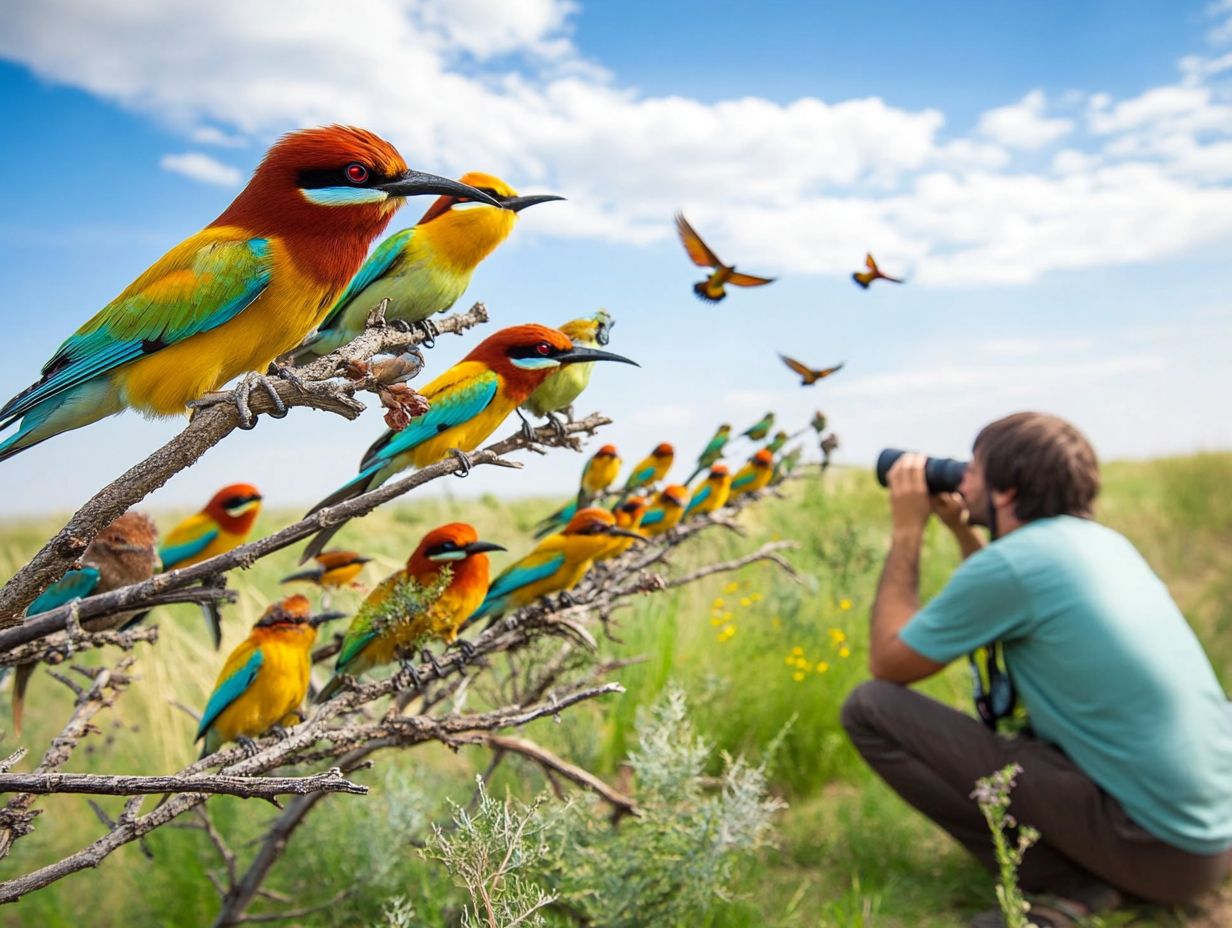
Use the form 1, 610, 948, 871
345, 163, 370, 185
536, 343, 551, 356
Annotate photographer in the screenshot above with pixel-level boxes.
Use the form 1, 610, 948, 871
841, 412, 1232, 928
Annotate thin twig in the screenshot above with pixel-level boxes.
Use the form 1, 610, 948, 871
0, 768, 367, 799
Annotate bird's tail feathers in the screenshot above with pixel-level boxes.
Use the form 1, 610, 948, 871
301, 467, 383, 563
10, 663, 34, 736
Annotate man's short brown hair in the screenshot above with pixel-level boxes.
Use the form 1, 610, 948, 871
973, 412, 1099, 521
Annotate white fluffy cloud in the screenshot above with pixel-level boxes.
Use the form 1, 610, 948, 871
1, 0, 1231, 286
159, 152, 243, 186
977, 90, 1073, 149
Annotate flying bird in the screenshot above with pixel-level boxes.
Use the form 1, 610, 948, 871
851, 253, 903, 289
291, 172, 563, 361
195, 595, 318, 757
463, 509, 641, 628
12, 512, 159, 734
520, 311, 616, 435
0, 126, 500, 460
315, 524, 503, 702
779, 354, 845, 387
302, 324, 636, 559
674, 213, 774, 303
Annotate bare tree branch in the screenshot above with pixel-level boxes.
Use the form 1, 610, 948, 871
0, 302, 491, 624
0, 767, 366, 800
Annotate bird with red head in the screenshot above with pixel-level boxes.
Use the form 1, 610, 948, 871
302, 324, 637, 560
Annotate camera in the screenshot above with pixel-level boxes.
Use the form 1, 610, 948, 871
876, 448, 967, 494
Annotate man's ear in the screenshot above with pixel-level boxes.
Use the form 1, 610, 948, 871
991, 486, 1016, 510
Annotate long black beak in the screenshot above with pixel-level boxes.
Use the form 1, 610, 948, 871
378, 171, 502, 207
310, 610, 349, 628
607, 526, 647, 542
464, 540, 507, 555
555, 346, 639, 367
501, 194, 565, 212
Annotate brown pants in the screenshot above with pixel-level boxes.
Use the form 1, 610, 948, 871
841, 680, 1232, 905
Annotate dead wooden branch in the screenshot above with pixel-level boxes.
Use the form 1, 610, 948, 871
0, 767, 366, 800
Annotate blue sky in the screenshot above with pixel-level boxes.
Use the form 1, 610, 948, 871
0, 0, 1230, 518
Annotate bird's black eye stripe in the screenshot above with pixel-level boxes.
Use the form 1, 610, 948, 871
298, 166, 385, 189
507, 343, 559, 360
427, 540, 460, 557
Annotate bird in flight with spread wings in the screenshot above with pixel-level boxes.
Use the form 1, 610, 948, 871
675, 213, 775, 303
779, 354, 845, 386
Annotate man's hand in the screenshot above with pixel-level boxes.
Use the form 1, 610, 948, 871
931, 491, 985, 560
887, 453, 932, 540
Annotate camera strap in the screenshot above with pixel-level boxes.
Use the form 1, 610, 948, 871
968, 642, 1017, 731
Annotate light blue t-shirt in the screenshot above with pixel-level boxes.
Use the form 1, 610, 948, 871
900, 515, 1232, 855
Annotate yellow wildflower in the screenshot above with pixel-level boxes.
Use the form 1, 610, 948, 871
723, 581, 740, 594
828, 628, 847, 646
792, 671, 806, 682
739, 597, 752, 607
816, 661, 830, 673
838, 646, 851, 659
791, 646, 804, 656
712, 598, 725, 610
839, 598, 853, 611
750, 592, 763, 603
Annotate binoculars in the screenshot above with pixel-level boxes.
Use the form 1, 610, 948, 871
875, 448, 967, 494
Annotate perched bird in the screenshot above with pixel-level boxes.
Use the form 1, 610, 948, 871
675, 213, 774, 303
302, 324, 636, 559
685, 466, 732, 518
0, 126, 500, 460
533, 444, 622, 540
851, 253, 903, 289
772, 446, 804, 485
12, 512, 159, 735
520, 311, 615, 434
820, 433, 840, 470
280, 550, 372, 605
810, 410, 828, 434
464, 509, 641, 627
730, 450, 776, 498
195, 595, 318, 757
779, 354, 845, 387
763, 430, 790, 456
156, 483, 263, 649
741, 412, 775, 442
620, 443, 675, 497
577, 443, 622, 507
598, 497, 651, 561
638, 485, 689, 538
315, 524, 503, 702
291, 172, 563, 361
684, 424, 731, 485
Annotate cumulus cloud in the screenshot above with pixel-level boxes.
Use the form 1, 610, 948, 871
976, 90, 1073, 149
0, 0, 1230, 286
159, 152, 243, 186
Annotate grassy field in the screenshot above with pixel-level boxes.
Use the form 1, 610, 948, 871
1, 454, 1230, 927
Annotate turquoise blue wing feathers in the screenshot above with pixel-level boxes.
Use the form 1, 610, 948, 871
359, 372, 501, 474
640, 507, 666, 528
316, 228, 414, 333
159, 526, 221, 571
472, 552, 567, 620
0, 238, 271, 426
25, 568, 102, 616
685, 485, 712, 515
196, 649, 264, 741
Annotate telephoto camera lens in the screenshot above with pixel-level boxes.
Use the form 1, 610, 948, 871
876, 448, 968, 494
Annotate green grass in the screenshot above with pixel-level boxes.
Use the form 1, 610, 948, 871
1, 454, 1229, 926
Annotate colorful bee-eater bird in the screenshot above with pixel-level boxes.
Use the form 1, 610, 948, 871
851, 253, 903, 289
638, 485, 689, 538
0, 126, 501, 461
772, 446, 804, 485
620, 443, 675, 497
281, 550, 371, 606
810, 410, 828, 434
684, 424, 732, 485
763, 430, 790, 456
12, 512, 159, 734
685, 466, 732, 518
520, 311, 615, 434
779, 354, 845, 386
674, 213, 774, 303
195, 595, 317, 757
315, 524, 504, 702
292, 172, 563, 361
741, 413, 775, 442
533, 443, 623, 540
598, 497, 650, 562
154, 483, 262, 649
302, 324, 637, 559
464, 509, 641, 627
730, 450, 776, 498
